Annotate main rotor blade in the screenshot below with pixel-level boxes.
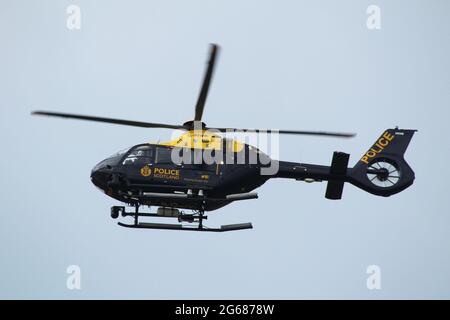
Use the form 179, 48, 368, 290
194, 44, 219, 121
31, 111, 188, 130
206, 126, 356, 138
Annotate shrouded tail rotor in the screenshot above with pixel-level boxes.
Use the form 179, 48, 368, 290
348, 128, 416, 197
366, 158, 401, 188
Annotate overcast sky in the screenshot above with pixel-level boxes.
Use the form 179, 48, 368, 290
1, 0, 449, 299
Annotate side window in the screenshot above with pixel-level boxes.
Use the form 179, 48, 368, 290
155, 147, 173, 164
122, 146, 154, 165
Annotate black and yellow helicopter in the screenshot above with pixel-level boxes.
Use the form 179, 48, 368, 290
32, 44, 416, 232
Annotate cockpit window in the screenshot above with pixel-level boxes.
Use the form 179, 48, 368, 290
122, 145, 154, 165
110, 147, 131, 158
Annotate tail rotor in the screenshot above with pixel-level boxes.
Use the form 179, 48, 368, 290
348, 128, 417, 197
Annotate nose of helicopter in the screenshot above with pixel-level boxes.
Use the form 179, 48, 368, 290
90, 164, 113, 190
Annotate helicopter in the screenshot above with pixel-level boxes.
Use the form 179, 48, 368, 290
32, 44, 416, 232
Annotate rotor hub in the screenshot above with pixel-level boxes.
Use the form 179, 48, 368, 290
183, 120, 207, 130
376, 168, 390, 181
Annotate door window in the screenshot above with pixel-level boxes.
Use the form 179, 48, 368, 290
155, 147, 174, 164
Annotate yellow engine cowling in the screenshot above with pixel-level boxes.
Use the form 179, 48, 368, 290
158, 130, 244, 152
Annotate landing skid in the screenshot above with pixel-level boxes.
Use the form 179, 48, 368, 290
117, 221, 253, 232
112, 205, 253, 232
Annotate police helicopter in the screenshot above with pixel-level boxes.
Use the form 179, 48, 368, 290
32, 44, 416, 232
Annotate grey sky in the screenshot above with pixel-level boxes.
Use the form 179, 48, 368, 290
1, 0, 449, 299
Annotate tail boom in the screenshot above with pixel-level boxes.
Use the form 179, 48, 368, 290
274, 128, 416, 199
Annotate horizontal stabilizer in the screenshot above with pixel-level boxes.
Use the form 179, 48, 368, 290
325, 152, 349, 200
325, 181, 345, 200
